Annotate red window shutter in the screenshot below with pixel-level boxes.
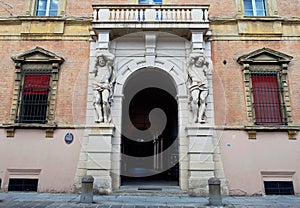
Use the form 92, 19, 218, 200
251, 74, 282, 125
23, 75, 50, 95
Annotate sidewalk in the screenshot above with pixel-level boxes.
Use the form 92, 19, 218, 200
0, 192, 300, 208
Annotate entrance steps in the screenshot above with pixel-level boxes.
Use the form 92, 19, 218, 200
113, 186, 189, 196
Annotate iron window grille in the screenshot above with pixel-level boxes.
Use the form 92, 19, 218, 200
8, 178, 38, 192
15, 70, 51, 124
250, 71, 287, 125
11, 47, 64, 127
264, 181, 294, 195
238, 48, 293, 127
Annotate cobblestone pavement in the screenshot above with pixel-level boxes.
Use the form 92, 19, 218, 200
0, 192, 300, 208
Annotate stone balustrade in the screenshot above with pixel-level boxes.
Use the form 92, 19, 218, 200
92, 5, 209, 23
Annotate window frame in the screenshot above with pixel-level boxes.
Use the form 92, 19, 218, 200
264, 181, 295, 195
139, 0, 162, 4
238, 48, 293, 127
35, 0, 59, 16
243, 0, 267, 16
250, 69, 286, 125
11, 47, 64, 126
17, 72, 51, 124
25, 0, 66, 16
236, 0, 279, 18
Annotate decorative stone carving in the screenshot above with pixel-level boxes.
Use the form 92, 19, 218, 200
92, 50, 115, 123
187, 51, 212, 123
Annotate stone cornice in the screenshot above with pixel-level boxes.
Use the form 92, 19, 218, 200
0, 16, 91, 41
210, 16, 300, 40
1, 123, 298, 131
214, 125, 300, 131
210, 16, 300, 23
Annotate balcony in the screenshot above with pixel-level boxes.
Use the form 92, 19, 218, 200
92, 5, 210, 36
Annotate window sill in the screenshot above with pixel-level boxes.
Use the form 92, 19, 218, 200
239, 16, 281, 21
245, 125, 299, 140
2, 122, 57, 138
244, 125, 299, 131
18, 16, 65, 21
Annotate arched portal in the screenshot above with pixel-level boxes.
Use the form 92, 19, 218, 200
121, 68, 179, 185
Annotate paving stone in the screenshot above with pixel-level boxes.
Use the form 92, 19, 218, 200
1, 193, 300, 207
147, 206, 159, 208
111, 205, 123, 208
122, 205, 135, 208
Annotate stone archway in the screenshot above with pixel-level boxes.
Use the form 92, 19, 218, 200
75, 31, 228, 196
120, 68, 179, 186
111, 58, 190, 190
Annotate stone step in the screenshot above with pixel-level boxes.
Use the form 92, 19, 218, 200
113, 186, 189, 196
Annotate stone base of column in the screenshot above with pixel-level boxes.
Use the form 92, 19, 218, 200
186, 124, 215, 196
75, 123, 115, 195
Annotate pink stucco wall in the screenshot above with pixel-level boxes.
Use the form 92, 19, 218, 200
0, 129, 83, 192
218, 130, 300, 195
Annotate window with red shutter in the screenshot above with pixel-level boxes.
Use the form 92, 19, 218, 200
238, 48, 293, 127
11, 47, 64, 126
18, 73, 50, 123
251, 72, 286, 125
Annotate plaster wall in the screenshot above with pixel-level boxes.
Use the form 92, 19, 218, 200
0, 129, 83, 192
218, 130, 300, 195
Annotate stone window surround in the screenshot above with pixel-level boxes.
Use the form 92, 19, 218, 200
238, 48, 298, 140
235, 0, 279, 18
5, 47, 64, 138
25, 0, 67, 16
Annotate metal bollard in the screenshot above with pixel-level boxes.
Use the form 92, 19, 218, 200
80, 175, 94, 203
208, 177, 222, 206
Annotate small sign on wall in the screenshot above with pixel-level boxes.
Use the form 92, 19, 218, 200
64, 133, 74, 144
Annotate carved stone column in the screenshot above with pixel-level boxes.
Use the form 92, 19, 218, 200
74, 31, 115, 194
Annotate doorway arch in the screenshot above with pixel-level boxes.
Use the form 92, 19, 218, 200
121, 68, 179, 185
109, 33, 190, 190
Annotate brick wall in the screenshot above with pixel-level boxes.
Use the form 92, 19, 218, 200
0, 41, 89, 125
212, 41, 300, 126
0, 0, 299, 18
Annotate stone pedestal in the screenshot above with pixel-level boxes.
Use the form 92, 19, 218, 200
86, 123, 115, 195
186, 124, 215, 196
76, 123, 115, 194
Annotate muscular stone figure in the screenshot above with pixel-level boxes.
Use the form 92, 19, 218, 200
92, 50, 115, 123
187, 51, 212, 123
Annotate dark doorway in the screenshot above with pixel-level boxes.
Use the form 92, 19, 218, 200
121, 87, 179, 186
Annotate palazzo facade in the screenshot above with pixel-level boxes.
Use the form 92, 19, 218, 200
0, 0, 299, 196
